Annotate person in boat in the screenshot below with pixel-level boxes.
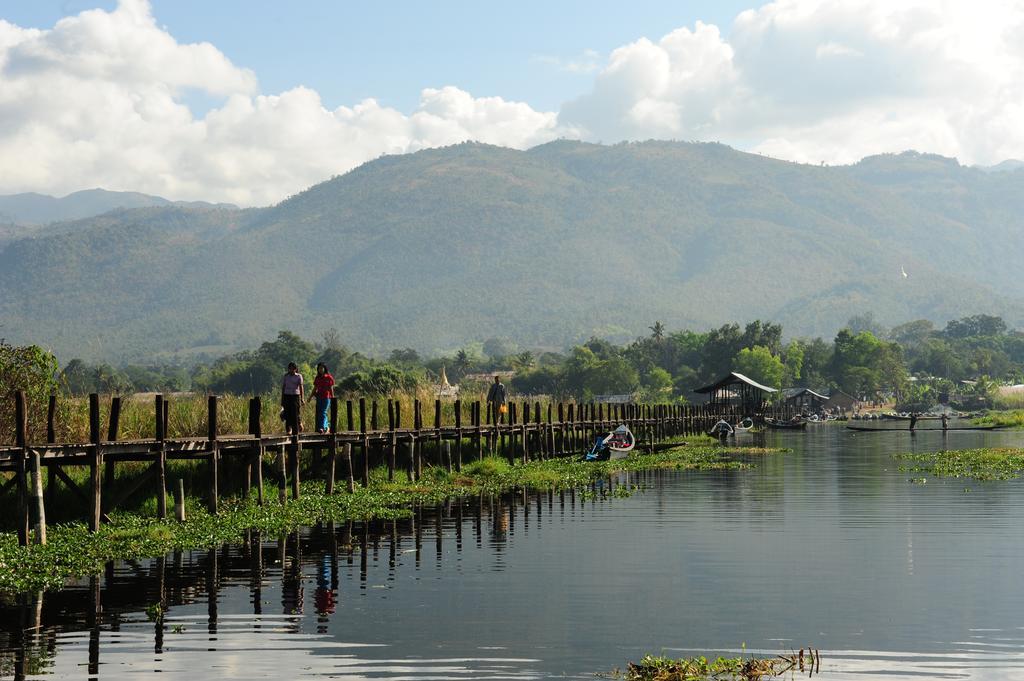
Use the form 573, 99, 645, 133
486, 375, 507, 424
909, 412, 918, 432
941, 413, 949, 431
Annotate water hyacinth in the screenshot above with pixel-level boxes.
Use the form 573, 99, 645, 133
0, 442, 780, 594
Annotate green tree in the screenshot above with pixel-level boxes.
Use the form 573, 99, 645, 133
1, 341, 60, 442
733, 345, 784, 389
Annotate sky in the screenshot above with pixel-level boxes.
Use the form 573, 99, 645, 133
1, 0, 1023, 206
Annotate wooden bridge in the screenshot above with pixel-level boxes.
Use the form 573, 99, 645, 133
1, 391, 783, 546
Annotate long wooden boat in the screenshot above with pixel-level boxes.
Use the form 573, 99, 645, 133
845, 424, 1006, 432
765, 417, 807, 430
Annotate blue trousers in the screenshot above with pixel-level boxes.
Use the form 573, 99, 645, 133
316, 397, 331, 432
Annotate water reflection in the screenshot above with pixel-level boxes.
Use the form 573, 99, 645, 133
3, 429, 1024, 679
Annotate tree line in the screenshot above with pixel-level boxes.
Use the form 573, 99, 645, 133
30, 313, 1022, 410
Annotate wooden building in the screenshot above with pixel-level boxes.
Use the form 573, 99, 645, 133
694, 372, 777, 414
783, 388, 830, 413
825, 389, 860, 413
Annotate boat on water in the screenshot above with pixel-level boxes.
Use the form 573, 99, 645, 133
846, 424, 1006, 432
733, 417, 755, 432
764, 416, 808, 430
708, 419, 735, 438
583, 424, 636, 461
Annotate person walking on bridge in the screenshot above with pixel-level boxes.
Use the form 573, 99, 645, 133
486, 375, 508, 424
310, 363, 335, 434
282, 362, 305, 436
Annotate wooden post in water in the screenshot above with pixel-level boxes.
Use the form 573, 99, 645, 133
102, 396, 121, 515
88, 393, 102, 533
325, 399, 338, 494
175, 479, 186, 522
359, 398, 369, 487
45, 394, 57, 509
405, 438, 415, 482
31, 448, 46, 544
387, 400, 397, 481
277, 445, 287, 505
474, 401, 483, 461
253, 396, 264, 506
207, 395, 219, 513
506, 403, 517, 465
413, 399, 422, 480
15, 391, 30, 546
434, 399, 442, 469
156, 395, 168, 518
454, 399, 463, 472
344, 443, 355, 493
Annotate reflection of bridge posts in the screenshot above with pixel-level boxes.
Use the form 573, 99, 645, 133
250, 531, 263, 616
474, 494, 483, 548
434, 505, 443, 565
414, 505, 423, 568
88, 574, 100, 678
455, 502, 463, 552
154, 556, 165, 655
359, 523, 369, 585
206, 548, 218, 636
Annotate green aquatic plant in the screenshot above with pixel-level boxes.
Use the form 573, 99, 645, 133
894, 448, 1024, 481
615, 649, 818, 680
0, 442, 781, 594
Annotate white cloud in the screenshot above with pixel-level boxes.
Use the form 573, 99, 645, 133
3, 0, 1024, 205
560, 0, 1024, 166
0, 0, 566, 205
534, 49, 602, 74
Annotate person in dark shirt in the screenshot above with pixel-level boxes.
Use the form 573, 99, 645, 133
909, 412, 918, 432
281, 362, 305, 435
486, 375, 507, 424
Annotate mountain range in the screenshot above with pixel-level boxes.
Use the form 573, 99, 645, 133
1, 141, 1023, 363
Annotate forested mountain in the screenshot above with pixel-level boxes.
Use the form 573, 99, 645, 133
1, 141, 1023, 362
0, 188, 233, 226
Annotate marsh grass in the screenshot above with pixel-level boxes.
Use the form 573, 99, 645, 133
0, 442, 780, 594
973, 409, 1024, 428
3, 389, 534, 446
894, 448, 1024, 481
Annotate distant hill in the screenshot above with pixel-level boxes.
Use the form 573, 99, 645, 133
0, 188, 234, 225
1, 142, 1023, 362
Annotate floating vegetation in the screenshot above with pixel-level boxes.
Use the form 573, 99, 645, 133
894, 448, 1024, 481
0, 442, 781, 594
615, 649, 820, 680
972, 410, 1024, 429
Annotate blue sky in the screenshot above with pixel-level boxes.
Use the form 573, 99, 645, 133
1, 1, 1021, 204
6, 1, 766, 112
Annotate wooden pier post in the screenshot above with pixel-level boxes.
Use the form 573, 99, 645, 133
175, 479, 186, 522
248, 397, 262, 503
434, 399, 442, 469
207, 395, 220, 513
15, 391, 31, 545
413, 399, 423, 480
277, 445, 287, 505
45, 394, 56, 509
359, 398, 369, 487
102, 396, 121, 515
88, 393, 102, 533
405, 438, 415, 482
454, 399, 463, 472
387, 400, 397, 481
156, 395, 168, 518
326, 399, 338, 494
474, 401, 483, 461
507, 403, 517, 466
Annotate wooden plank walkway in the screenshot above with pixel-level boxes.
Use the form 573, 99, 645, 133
1, 391, 790, 546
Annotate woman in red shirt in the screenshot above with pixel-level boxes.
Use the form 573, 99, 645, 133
310, 363, 335, 434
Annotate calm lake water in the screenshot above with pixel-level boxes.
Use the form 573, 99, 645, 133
4, 426, 1024, 680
